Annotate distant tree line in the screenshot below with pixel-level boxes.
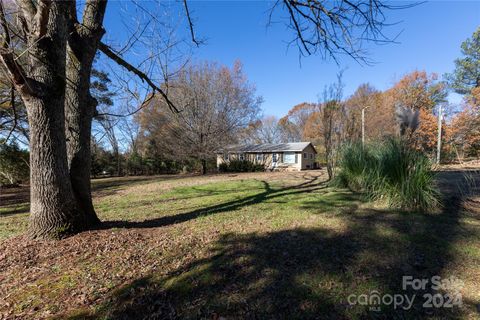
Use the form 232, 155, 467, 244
2, 26, 480, 188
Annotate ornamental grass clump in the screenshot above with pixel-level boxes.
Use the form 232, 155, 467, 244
335, 138, 440, 211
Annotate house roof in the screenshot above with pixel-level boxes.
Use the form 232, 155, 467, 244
217, 142, 316, 153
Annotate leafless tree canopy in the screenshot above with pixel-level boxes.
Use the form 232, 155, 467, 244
274, 0, 416, 63
256, 116, 283, 144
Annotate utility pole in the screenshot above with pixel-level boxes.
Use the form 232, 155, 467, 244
362, 106, 369, 147
436, 104, 443, 164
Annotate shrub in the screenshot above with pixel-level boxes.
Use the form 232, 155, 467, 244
335, 138, 440, 211
219, 160, 264, 173
218, 162, 229, 172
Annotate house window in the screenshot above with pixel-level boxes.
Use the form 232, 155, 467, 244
239, 153, 245, 161
224, 153, 229, 161
284, 152, 296, 164
256, 154, 264, 162
304, 152, 307, 159
272, 153, 278, 163
310, 153, 314, 160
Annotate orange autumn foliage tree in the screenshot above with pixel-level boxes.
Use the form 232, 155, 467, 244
386, 71, 447, 155
443, 27, 480, 159
303, 111, 322, 145
412, 109, 437, 153
469, 87, 480, 107
282, 71, 450, 159
412, 109, 449, 158
449, 104, 480, 158
389, 71, 446, 111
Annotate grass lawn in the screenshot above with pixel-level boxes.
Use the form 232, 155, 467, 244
0, 170, 479, 319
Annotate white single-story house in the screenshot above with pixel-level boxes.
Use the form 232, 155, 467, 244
216, 142, 318, 171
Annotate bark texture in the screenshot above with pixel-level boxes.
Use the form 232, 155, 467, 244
22, 2, 84, 238
65, 0, 107, 226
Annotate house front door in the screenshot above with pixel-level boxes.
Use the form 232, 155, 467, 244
272, 153, 278, 167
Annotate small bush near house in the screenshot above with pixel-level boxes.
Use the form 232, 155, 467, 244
335, 138, 440, 211
218, 162, 228, 172
219, 160, 265, 173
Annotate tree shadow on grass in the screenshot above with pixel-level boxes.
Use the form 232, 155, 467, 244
77, 213, 475, 319
0, 204, 29, 216
101, 174, 327, 230
74, 170, 479, 319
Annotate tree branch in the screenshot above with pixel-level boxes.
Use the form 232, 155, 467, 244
0, 2, 39, 97
2, 85, 17, 144
278, 0, 419, 63
98, 41, 180, 113
0, 0, 10, 48
284, 0, 311, 55
183, 0, 200, 47
82, 0, 107, 34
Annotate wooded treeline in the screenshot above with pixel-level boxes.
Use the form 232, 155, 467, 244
248, 70, 458, 161
3, 27, 480, 183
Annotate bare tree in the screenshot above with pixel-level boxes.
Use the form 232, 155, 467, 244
239, 116, 283, 144
137, 61, 262, 174
256, 116, 282, 144
320, 72, 345, 180
0, 77, 28, 145
0, 0, 192, 238
279, 103, 317, 142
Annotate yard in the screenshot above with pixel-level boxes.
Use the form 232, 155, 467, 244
0, 170, 479, 319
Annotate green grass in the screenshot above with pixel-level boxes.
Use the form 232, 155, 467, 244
0, 203, 29, 239
1, 171, 479, 319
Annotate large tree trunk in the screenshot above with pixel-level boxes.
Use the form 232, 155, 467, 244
22, 2, 84, 238
27, 96, 84, 238
65, 78, 99, 225
64, 55, 99, 225
65, 0, 107, 226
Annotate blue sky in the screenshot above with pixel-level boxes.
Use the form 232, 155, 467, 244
102, 1, 480, 117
